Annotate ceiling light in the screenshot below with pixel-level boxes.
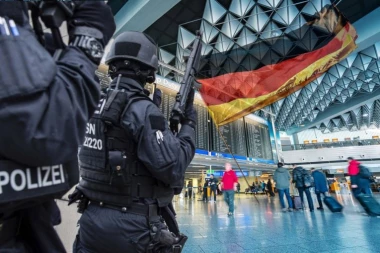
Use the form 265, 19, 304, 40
363, 113, 369, 117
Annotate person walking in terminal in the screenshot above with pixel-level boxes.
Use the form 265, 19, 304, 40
188, 181, 193, 199
220, 163, 238, 216
267, 178, 275, 197
209, 174, 218, 201
347, 157, 361, 197
311, 168, 329, 210
358, 164, 373, 195
274, 163, 293, 212
203, 181, 208, 202
236, 182, 241, 194
261, 181, 266, 193
292, 164, 314, 212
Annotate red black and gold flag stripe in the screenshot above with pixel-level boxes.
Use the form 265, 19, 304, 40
198, 6, 357, 126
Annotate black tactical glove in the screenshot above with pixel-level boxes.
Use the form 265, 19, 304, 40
68, 1, 116, 47
180, 89, 197, 128
143, 89, 150, 97
68, 187, 89, 213
153, 88, 162, 108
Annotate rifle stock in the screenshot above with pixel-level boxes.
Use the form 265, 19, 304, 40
169, 31, 203, 134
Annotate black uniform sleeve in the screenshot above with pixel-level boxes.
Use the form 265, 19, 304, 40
0, 47, 99, 166
122, 101, 196, 186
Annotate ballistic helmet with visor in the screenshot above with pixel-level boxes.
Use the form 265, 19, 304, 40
105, 31, 158, 71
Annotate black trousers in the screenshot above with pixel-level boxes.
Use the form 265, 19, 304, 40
74, 204, 168, 253
1, 200, 65, 253
297, 187, 314, 211
210, 188, 217, 201
202, 188, 208, 201
316, 191, 327, 208
267, 188, 275, 197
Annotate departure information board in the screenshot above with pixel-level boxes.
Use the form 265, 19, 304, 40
245, 118, 273, 160
194, 104, 209, 150
159, 92, 173, 120
157, 90, 272, 160
159, 91, 208, 150
210, 118, 228, 153
231, 118, 247, 156
210, 118, 247, 157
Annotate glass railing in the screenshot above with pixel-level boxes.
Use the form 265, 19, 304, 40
282, 139, 380, 151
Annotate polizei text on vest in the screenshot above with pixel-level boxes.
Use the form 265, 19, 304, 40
0, 165, 66, 194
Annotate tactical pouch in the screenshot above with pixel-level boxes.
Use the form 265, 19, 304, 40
0, 21, 56, 101
101, 90, 129, 125
146, 228, 187, 253
108, 151, 129, 187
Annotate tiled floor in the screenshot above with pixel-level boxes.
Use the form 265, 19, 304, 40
56, 192, 380, 253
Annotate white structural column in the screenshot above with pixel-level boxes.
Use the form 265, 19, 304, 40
114, 0, 181, 36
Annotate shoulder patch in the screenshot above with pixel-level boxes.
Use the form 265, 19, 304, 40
149, 114, 166, 131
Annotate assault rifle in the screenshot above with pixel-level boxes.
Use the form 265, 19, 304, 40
28, 1, 75, 59
169, 31, 203, 134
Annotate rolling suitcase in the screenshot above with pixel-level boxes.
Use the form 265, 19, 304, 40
291, 184, 303, 210
356, 194, 380, 216
323, 196, 343, 212
292, 196, 303, 209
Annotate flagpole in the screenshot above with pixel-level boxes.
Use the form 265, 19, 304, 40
216, 126, 260, 204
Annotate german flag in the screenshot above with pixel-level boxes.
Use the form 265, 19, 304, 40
198, 5, 357, 126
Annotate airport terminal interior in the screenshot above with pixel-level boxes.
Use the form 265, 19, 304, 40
57, 0, 380, 252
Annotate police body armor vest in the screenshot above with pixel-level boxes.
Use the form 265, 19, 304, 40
78, 90, 173, 207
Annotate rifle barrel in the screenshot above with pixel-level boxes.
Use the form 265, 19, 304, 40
169, 31, 203, 134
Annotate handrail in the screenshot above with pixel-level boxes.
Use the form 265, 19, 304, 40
282, 139, 380, 151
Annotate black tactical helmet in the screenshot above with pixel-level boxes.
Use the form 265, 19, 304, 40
105, 31, 158, 71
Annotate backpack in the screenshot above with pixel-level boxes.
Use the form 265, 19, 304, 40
359, 165, 372, 179
302, 170, 314, 188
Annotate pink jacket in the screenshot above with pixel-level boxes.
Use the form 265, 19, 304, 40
348, 160, 360, 175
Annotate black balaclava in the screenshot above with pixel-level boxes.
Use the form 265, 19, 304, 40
108, 60, 155, 88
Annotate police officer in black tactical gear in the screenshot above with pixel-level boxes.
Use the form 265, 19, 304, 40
0, 1, 115, 252
70, 31, 196, 253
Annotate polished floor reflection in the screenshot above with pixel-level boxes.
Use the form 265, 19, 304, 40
56, 192, 380, 253
173, 192, 380, 253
